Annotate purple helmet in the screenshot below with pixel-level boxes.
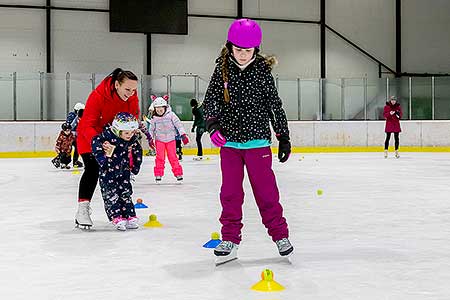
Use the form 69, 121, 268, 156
227, 18, 262, 48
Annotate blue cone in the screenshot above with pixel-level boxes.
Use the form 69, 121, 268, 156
134, 202, 148, 209
203, 239, 222, 248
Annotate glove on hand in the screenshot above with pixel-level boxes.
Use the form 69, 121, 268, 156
277, 134, 291, 163
181, 134, 189, 145
210, 129, 227, 147
149, 139, 155, 150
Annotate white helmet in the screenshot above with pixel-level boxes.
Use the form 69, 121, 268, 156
74, 102, 85, 111
153, 97, 167, 107
151, 95, 169, 108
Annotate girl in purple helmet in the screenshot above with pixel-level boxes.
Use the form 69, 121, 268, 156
203, 18, 293, 264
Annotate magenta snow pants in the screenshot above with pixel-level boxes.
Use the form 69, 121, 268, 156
219, 146, 289, 244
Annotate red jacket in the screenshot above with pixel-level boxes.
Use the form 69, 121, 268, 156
77, 76, 140, 154
55, 131, 75, 154
383, 102, 402, 133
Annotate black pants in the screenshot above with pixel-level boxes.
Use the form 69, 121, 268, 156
72, 139, 79, 163
78, 153, 99, 201
384, 132, 399, 150
176, 139, 182, 159
196, 127, 205, 156
59, 152, 72, 165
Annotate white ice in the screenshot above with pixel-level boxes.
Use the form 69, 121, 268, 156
1, 153, 450, 300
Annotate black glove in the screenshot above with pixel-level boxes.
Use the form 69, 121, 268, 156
277, 134, 291, 163
395, 111, 400, 118
206, 117, 220, 134
191, 126, 195, 133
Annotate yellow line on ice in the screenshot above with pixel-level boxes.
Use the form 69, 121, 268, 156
2, 146, 450, 158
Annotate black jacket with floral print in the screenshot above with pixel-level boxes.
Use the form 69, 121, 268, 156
203, 55, 289, 143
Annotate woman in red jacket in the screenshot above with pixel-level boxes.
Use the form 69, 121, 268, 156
383, 96, 402, 159
75, 68, 140, 228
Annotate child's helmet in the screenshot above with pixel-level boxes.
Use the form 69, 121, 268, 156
73, 102, 85, 111
153, 97, 167, 108
112, 112, 139, 136
227, 18, 262, 49
61, 123, 71, 130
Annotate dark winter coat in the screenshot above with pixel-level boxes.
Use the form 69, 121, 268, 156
55, 130, 75, 154
383, 102, 402, 133
77, 77, 140, 154
203, 55, 289, 143
192, 105, 206, 129
91, 125, 142, 190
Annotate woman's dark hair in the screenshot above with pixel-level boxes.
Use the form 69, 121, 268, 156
108, 68, 138, 96
190, 98, 198, 107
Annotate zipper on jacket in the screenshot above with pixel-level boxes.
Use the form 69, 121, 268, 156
237, 71, 243, 142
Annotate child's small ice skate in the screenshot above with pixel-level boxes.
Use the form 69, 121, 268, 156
214, 240, 238, 265
384, 150, 388, 159
112, 217, 127, 231
275, 238, 294, 257
395, 150, 400, 159
155, 176, 162, 184
51, 157, 60, 168
126, 217, 139, 229
193, 156, 203, 161
176, 175, 183, 183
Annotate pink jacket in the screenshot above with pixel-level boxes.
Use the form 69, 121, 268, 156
150, 107, 186, 142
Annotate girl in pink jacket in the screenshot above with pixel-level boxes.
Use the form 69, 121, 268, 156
150, 95, 189, 183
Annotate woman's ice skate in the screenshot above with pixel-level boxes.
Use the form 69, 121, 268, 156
75, 201, 93, 229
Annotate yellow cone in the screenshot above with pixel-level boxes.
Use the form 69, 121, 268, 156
143, 214, 163, 227
251, 269, 285, 292
72, 166, 80, 175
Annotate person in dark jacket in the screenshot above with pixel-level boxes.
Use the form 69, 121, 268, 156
66, 102, 85, 168
75, 68, 140, 229
383, 96, 402, 158
91, 112, 142, 231
190, 98, 206, 160
203, 18, 293, 264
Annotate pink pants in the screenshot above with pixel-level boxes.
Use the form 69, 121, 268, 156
154, 140, 183, 177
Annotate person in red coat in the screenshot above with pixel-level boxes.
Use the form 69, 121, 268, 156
75, 68, 140, 228
383, 96, 402, 159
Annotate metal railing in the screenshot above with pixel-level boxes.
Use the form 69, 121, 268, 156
1, 72, 449, 121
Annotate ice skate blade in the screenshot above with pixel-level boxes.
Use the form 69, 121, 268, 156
75, 220, 92, 230
215, 255, 238, 266
75, 223, 92, 230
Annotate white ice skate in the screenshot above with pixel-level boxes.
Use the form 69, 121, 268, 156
126, 217, 139, 229
193, 156, 203, 161
112, 217, 127, 231
75, 201, 93, 229
214, 241, 238, 266
155, 176, 162, 184
176, 175, 183, 184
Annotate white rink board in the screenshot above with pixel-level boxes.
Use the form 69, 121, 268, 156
3, 121, 450, 152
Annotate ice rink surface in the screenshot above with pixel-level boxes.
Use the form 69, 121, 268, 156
1, 152, 450, 300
